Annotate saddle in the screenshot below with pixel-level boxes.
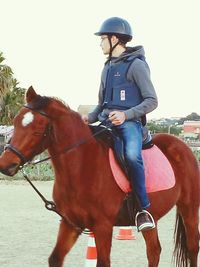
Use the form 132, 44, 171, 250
89, 124, 154, 177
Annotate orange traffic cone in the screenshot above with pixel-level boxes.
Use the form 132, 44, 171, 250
84, 232, 97, 267
114, 226, 136, 240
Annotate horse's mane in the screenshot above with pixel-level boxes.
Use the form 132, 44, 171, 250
26, 94, 88, 132
26, 94, 69, 110
49, 97, 83, 122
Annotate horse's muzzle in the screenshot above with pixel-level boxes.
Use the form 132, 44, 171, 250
0, 163, 20, 176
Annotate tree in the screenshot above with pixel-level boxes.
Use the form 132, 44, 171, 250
178, 112, 200, 124
186, 112, 200, 121
0, 52, 13, 99
147, 122, 182, 136
0, 79, 25, 125
0, 52, 25, 125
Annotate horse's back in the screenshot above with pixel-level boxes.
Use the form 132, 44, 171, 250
152, 133, 199, 175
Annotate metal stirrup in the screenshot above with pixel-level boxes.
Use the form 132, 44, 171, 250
135, 210, 156, 229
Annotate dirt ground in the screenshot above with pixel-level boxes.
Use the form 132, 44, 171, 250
0, 180, 199, 267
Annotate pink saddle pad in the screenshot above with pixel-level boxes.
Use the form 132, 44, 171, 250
109, 145, 175, 193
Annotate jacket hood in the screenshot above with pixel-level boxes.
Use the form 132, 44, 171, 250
112, 45, 145, 63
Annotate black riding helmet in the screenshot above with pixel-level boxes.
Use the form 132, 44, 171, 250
95, 17, 133, 42
95, 17, 133, 60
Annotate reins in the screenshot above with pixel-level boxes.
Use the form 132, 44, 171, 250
24, 122, 111, 166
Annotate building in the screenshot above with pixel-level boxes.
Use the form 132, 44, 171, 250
183, 121, 200, 139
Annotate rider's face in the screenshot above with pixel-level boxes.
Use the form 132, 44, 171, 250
100, 35, 110, 55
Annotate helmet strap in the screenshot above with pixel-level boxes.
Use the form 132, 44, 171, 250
108, 36, 120, 61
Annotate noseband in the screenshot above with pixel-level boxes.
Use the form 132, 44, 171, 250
5, 144, 28, 166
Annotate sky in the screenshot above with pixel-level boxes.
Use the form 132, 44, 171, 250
1, 0, 199, 119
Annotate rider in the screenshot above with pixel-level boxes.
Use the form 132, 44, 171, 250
82, 17, 158, 231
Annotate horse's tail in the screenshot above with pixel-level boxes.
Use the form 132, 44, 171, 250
173, 209, 189, 267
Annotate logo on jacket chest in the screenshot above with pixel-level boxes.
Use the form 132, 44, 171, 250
114, 71, 121, 77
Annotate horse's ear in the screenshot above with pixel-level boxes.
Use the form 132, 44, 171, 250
26, 86, 38, 103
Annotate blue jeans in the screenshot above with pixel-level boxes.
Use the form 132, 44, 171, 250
113, 121, 150, 209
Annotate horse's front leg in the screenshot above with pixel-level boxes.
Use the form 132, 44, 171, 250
48, 220, 80, 267
94, 221, 113, 267
142, 226, 161, 267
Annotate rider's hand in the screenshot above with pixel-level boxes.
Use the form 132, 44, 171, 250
82, 115, 89, 124
108, 111, 126, 125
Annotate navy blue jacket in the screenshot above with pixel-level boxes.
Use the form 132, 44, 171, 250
102, 56, 144, 110
88, 46, 158, 123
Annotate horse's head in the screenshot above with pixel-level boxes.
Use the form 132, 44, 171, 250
0, 86, 52, 176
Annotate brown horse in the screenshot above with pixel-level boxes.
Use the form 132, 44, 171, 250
0, 86, 199, 267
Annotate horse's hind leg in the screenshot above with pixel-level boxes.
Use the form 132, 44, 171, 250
48, 220, 80, 267
142, 227, 161, 267
93, 222, 113, 267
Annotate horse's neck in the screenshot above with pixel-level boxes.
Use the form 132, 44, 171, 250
47, 115, 97, 176
51, 112, 92, 146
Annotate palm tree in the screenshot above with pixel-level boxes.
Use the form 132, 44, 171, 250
0, 79, 25, 125
0, 52, 13, 99
0, 52, 25, 125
